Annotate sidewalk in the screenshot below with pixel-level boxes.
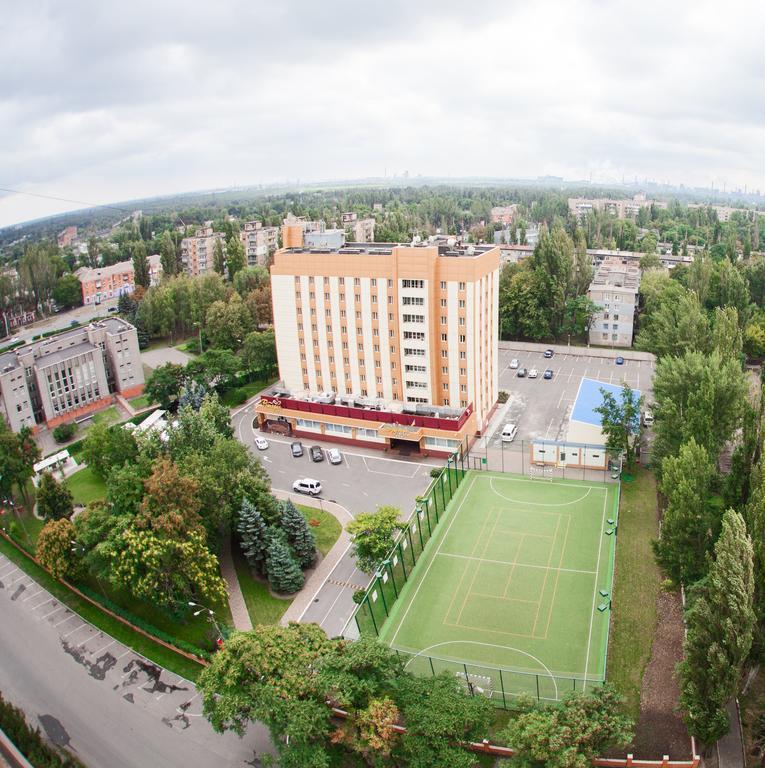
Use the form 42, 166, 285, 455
272, 489, 357, 628
716, 698, 745, 768
219, 536, 252, 631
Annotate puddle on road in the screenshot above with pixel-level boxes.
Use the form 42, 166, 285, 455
38, 714, 71, 748
120, 658, 189, 696
61, 639, 118, 681
11, 583, 25, 600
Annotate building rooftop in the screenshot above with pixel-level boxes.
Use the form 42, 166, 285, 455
36, 341, 97, 367
589, 258, 641, 292
281, 241, 496, 259
76, 259, 134, 282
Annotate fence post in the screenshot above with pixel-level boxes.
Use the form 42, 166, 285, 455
536, 674, 540, 702
384, 559, 398, 598
415, 515, 424, 550
407, 525, 417, 567
365, 594, 379, 636
626, 755, 633, 767
499, 668, 507, 710
397, 541, 407, 581
446, 456, 454, 497
463, 664, 473, 695
440, 475, 447, 513
376, 573, 389, 616
429, 656, 436, 676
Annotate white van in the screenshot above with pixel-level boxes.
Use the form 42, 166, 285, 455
501, 423, 518, 443
643, 410, 654, 427
292, 478, 322, 496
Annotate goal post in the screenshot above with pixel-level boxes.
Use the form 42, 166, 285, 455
529, 465, 554, 481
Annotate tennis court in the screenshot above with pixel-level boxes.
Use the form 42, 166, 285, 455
377, 470, 619, 702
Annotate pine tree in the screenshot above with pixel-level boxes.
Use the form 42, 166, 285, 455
237, 499, 268, 572
213, 238, 226, 276
280, 500, 316, 568
679, 509, 754, 744
653, 438, 717, 585
131, 241, 150, 288
746, 457, 765, 656
36, 471, 73, 520
265, 529, 305, 594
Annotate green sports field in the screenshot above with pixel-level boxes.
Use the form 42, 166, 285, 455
377, 471, 619, 702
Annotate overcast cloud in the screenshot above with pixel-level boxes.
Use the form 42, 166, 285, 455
1, 0, 764, 226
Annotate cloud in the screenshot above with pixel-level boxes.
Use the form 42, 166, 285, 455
1, 0, 764, 227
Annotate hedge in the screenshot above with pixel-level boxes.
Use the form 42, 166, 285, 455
0, 691, 84, 768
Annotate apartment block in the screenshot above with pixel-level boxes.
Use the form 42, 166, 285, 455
587, 258, 640, 347
341, 212, 376, 242
180, 223, 225, 276
0, 318, 144, 432
281, 214, 324, 248
77, 255, 162, 305
57, 226, 78, 248
255, 231, 499, 457
568, 194, 667, 220
240, 220, 279, 266
490, 205, 518, 225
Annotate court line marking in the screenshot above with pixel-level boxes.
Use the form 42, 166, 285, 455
400, 640, 559, 702
493, 527, 552, 541
470, 592, 539, 606
436, 551, 596, 575
482, 474, 611, 492
502, 534, 525, 598
531, 514, 562, 637
489, 477, 595, 508
582, 484, 609, 692
389, 473, 478, 647
443, 619, 535, 640
541, 514, 575, 640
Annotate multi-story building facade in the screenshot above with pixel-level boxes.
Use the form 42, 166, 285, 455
180, 223, 225, 277
77, 255, 162, 305
57, 226, 78, 248
341, 212, 376, 242
587, 258, 640, 347
281, 214, 324, 248
0, 318, 144, 431
240, 220, 279, 266
490, 205, 517, 225
568, 194, 667, 220
254, 230, 499, 457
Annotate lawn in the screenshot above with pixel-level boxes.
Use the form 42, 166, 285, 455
3, 483, 43, 551
220, 377, 276, 407
606, 468, 661, 718
91, 405, 120, 426
128, 394, 154, 410
0, 534, 203, 681
64, 466, 107, 506
175, 338, 201, 356
234, 504, 342, 626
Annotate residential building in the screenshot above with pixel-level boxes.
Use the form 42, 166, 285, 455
0, 318, 144, 431
240, 220, 279, 266
687, 203, 765, 222
180, 223, 226, 276
587, 258, 640, 347
281, 214, 324, 248
57, 226, 78, 248
490, 205, 518, 225
254, 231, 500, 457
305, 229, 346, 249
341, 212, 376, 242
77, 255, 162, 305
568, 194, 667, 220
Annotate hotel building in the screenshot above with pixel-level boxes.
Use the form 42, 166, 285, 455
0, 318, 144, 432
254, 230, 499, 457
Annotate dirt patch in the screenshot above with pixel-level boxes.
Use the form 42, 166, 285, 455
630, 589, 692, 759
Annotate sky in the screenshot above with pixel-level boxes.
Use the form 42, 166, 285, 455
2, 0, 765, 227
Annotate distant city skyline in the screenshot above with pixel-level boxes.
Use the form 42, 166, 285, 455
2, 0, 764, 228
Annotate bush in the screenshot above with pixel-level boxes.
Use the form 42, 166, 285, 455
53, 422, 77, 443
226, 387, 248, 406
497, 390, 509, 404
429, 467, 442, 478
0, 690, 84, 767
352, 589, 367, 604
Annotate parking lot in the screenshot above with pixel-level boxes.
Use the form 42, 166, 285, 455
490, 343, 656, 445
233, 409, 441, 517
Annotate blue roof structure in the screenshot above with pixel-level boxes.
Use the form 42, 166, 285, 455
571, 378, 641, 426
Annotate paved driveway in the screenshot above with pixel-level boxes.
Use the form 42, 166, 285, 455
141, 346, 193, 370
0, 552, 271, 768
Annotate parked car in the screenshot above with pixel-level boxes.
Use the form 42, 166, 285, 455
543, 349, 554, 358
509, 358, 519, 369
528, 368, 539, 379
543, 369, 553, 379
327, 448, 342, 465
255, 437, 269, 450
643, 410, 654, 427
516, 367, 527, 378
501, 423, 518, 442
615, 356, 625, 365
291, 441, 304, 457
293, 478, 322, 496
309, 445, 324, 462
107, 306, 118, 314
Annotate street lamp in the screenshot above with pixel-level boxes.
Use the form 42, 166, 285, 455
188, 601, 224, 646
193, 322, 203, 355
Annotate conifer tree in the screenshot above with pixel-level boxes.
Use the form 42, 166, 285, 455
679, 509, 754, 744
265, 530, 305, 594
746, 456, 765, 657
36, 471, 74, 520
237, 499, 268, 572
280, 500, 316, 569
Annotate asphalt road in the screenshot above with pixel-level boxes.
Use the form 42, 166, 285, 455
232, 405, 440, 637
0, 552, 271, 768
9, 298, 119, 344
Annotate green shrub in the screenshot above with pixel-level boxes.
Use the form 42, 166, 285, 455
352, 589, 367, 604
497, 390, 509, 404
0, 691, 84, 767
429, 467, 442, 478
53, 422, 77, 443
226, 388, 248, 406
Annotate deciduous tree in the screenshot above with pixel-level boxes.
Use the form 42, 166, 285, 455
593, 385, 643, 470
36, 472, 73, 520
144, 363, 186, 409
635, 290, 710, 357
81, 422, 138, 480
346, 505, 403, 573
37, 519, 80, 580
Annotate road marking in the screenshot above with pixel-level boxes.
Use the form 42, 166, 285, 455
40, 605, 65, 621
89, 639, 115, 656
32, 597, 54, 612
22, 587, 43, 602
62, 622, 89, 640
296, 541, 358, 624
0, 565, 18, 578
9, 573, 28, 586
54, 613, 78, 628
262, 456, 272, 463
362, 455, 419, 479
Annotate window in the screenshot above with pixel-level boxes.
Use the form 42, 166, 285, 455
460, 368, 466, 376
425, 436, 460, 449
442, 366, 448, 374
359, 427, 378, 439
441, 350, 448, 358
440, 281, 446, 289
603, 323, 609, 330
339, 277, 345, 285
373, 328, 379, 336
371, 295, 377, 304
403, 314, 424, 323
612, 333, 618, 340
459, 317, 465, 326
441, 333, 448, 341
403, 331, 425, 340
309, 291, 315, 299
325, 422, 352, 435
403, 296, 424, 306
340, 309, 346, 317
459, 282, 466, 291
388, 279, 393, 288
613, 314, 619, 321
406, 380, 428, 389
376, 376, 382, 384
325, 292, 330, 300
460, 384, 467, 392
402, 279, 424, 288
459, 335, 466, 343
344, 357, 350, 364
460, 351, 466, 359
371, 278, 377, 287
441, 316, 447, 324
407, 396, 428, 403
325, 309, 331, 317
372, 312, 378, 320
388, 313, 394, 321
388, 295, 393, 304
354, 278, 361, 286
374, 344, 380, 352
405, 364, 427, 372
404, 348, 426, 357
459, 299, 465, 308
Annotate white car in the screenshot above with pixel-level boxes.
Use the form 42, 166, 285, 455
327, 448, 342, 465
501, 423, 518, 442
509, 358, 519, 369
254, 437, 269, 450
293, 478, 322, 496
528, 368, 539, 379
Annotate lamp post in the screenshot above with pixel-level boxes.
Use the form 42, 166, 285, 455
188, 601, 224, 646
193, 322, 203, 355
